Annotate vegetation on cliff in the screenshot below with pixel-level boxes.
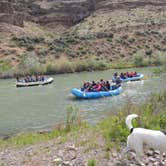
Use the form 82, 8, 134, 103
0, 1, 166, 78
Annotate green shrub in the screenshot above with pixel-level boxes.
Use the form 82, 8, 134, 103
133, 55, 144, 67
128, 37, 135, 43
98, 91, 166, 147
152, 51, 166, 66
110, 60, 134, 69
67, 51, 78, 58
88, 159, 97, 166
0, 60, 10, 72
26, 45, 34, 51
66, 106, 80, 132
96, 32, 114, 39
37, 49, 48, 57
46, 63, 57, 74
152, 67, 166, 75
12, 36, 44, 47
145, 49, 152, 56
107, 38, 112, 42
159, 114, 166, 128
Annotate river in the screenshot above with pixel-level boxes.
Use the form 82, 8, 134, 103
0, 67, 165, 135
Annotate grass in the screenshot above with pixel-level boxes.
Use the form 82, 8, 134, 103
0, 56, 165, 78
98, 91, 166, 150
152, 62, 166, 75
88, 159, 97, 166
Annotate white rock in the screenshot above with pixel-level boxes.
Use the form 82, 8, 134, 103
149, 157, 156, 162
112, 152, 117, 158
154, 150, 160, 155
53, 157, 62, 164
146, 150, 153, 156
67, 145, 77, 151
63, 161, 71, 166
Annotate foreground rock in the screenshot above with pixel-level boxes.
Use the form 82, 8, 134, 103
0, 135, 165, 166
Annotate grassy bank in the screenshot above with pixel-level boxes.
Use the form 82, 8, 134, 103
1, 57, 166, 79
0, 91, 165, 150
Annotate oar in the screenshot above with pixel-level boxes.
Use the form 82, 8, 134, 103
83, 90, 86, 97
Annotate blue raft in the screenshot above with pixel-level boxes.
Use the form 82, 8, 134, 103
112, 73, 144, 83
71, 86, 123, 99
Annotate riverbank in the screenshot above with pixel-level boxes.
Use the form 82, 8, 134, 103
0, 92, 165, 165
0, 59, 166, 79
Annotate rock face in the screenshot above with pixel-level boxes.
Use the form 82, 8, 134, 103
96, 0, 166, 11
0, 0, 96, 27
1, 0, 166, 27
30, 0, 96, 26
0, 1, 24, 26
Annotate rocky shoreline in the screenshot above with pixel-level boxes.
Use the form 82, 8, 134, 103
0, 134, 165, 166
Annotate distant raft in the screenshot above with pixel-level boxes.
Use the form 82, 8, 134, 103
112, 73, 144, 83
71, 86, 123, 99
16, 77, 54, 87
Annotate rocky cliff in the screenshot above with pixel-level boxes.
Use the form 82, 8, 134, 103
1, 0, 166, 27
0, 0, 96, 27
0, 1, 24, 26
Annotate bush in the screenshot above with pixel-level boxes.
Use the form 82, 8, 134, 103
26, 45, 34, 51
152, 67, 163, 75
46, 60, 74, 74
96, 32, 114, 39
0, 60, 10, 72
46, 63, 57, 74
88, 159, 97, 166
12, 36, 44, 47
133, 55, 144, 67
128, 37, 135, 43
66, 106, 81, 132
74, 60, 108, 72
98, 91, 166, 148
145, 49, 152, 56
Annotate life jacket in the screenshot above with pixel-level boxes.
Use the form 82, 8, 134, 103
95, 84, 102, 91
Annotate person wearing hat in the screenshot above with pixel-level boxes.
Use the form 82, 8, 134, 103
115, 76, 122, 87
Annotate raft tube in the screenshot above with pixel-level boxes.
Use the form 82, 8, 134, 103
71, 86, 123, 99
112, 73, 144, 83
16, 77, 54, 87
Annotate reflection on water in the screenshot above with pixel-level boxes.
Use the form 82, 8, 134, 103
0, 67, 165, 135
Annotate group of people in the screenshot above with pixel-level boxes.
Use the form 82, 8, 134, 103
114, 71, 137, 79
81, 78, 121, 92
16, 75, 45, 83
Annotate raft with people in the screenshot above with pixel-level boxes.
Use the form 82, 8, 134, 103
71, 86, 122, 99
16, 75, 54, 87
71, 79, 123, 99
112, 72, 144, 83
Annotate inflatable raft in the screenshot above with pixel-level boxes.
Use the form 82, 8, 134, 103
71, 86, 122, 99
16, 77, 54, 87
112, 73, 144, 83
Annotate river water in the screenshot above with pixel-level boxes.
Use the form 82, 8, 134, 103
0, 67, 165, 135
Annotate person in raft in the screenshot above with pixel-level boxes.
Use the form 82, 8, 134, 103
81, 80, 112, 92
116, 76, 122, 87
16, 76, 21, 82
124, 71, 137, 78
120, 72, 126, 79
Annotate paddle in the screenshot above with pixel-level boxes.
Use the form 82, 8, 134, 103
83, 90, 86, 97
